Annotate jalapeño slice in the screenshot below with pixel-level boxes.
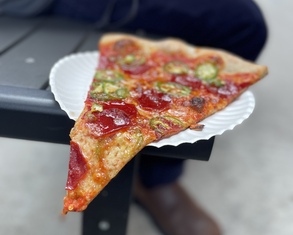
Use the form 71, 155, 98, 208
150, 116, 184, 138
156, 81, 191, 97
118, 54, 146, 67
91, 103, 103, 112
90, 81, 129, 101
195, 63, 218, 80
164, 60, 189, 75
118, 54, 150, 74
194, 63, 225, 87
94, 69, 124, 82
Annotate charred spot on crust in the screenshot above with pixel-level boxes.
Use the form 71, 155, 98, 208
190, 123, 205, 131
190, 97, 205, 113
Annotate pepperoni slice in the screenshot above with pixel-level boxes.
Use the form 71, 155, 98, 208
137, 89, 171, 111
171, 75, 202, 90
65, 141, 88, 190
103, 101, 137, 118
85, 101, 137, 137
118, 54, 150, 75
206, 81, 238, 97
113, 39, 138, 54
120, 63, 150, 75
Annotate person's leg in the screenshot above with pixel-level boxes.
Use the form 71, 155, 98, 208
136, 154, 223, 235
138, 155, 184, 188
124, 0, 267, 61
51, 0, 267, 61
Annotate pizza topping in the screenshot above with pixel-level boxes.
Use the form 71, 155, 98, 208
110, 39, 150, 74
94, 69, 124, 82
217, 82, 238, 96
164, 60, 189, 75
119, 54, 145, 66
91, 103, 103, 112
195, 63, 225, 87
195, 54, 225, 69
121, 62, 150, 75
66, 141, 88, 190
118, 54, 150, 74
85, 101, 137, 137
103, 82, 122, 94
137, 89, 171, 111
113, 39, 138, 54
156, 81, 191, 96
103, 101, 137, 118
90, 81, 129, 101
195, 63, 217, 80
150, 116, 184, 138
86, 109, 131, 137
171, 75, 202, 90
207, 81, 238, 97
190, 97, 205, 112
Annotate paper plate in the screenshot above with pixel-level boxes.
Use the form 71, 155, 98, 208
49, 51, 255, 148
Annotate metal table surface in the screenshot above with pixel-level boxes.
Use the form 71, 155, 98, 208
0, 15, 214, 235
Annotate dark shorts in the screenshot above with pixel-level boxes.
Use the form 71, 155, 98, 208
52, 0, 267, 60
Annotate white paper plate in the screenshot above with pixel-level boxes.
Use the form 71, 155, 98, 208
49, 51, 255, 148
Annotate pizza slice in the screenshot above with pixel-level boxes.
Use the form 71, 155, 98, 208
62, 33, 268, 214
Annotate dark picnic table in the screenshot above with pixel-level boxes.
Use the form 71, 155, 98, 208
0, 15, 214, 235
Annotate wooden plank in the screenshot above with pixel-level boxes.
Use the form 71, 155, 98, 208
0, 16, 92, 89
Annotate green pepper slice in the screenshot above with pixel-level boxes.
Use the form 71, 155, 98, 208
118, 54, 146, 67
91, 103, 103, 112
156, 81, 191, 96
164, 60, 189, 75
195, 63, 218, 80
94, 69, 124, 82
90, 81, 129, 101
150, 116, 184, 137
194, 63, 225, 87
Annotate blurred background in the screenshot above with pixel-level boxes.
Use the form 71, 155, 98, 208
0, 0, 292, 234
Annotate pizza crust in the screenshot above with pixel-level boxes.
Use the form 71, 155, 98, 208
100, 33, 268, 78
63, 33, 268, 214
